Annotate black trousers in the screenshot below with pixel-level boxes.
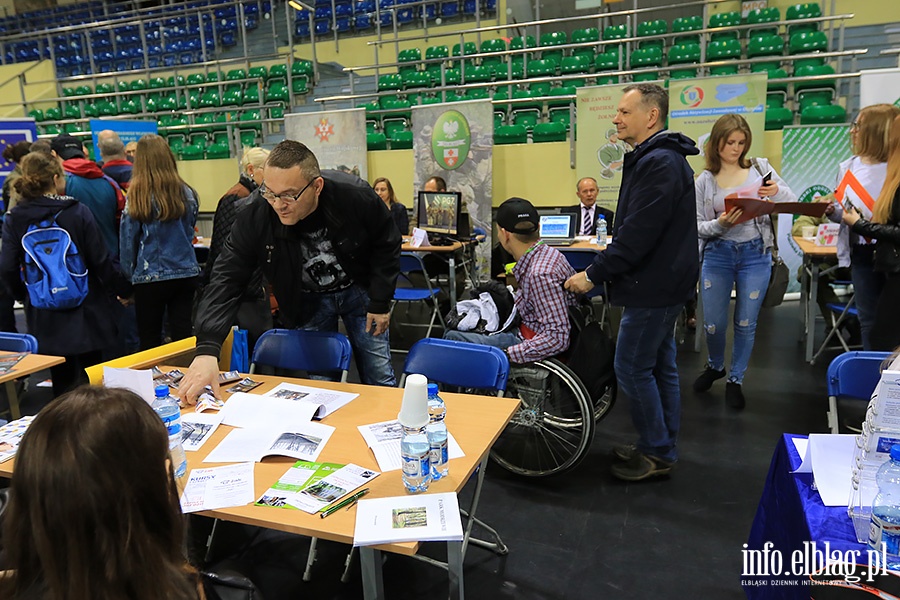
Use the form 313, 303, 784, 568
871, 272, 900, 352
51, 350, 102, 397
133, 277, 199, 351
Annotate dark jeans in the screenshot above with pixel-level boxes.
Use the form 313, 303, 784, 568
133, 277, 199, 351
850, 246, 884, 351
615, 304, 684, 463
0, 287, 16, 333
872, 272, 900, 351
51, 350, 102, 397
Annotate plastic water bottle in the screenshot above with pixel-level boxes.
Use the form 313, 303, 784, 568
400, 422, 431, 493
152, 384, 187, 479
868, 444, 900, 570
426, 383, 449, 480
596, 215, 607, 248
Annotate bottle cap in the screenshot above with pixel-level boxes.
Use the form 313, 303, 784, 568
427, 383, 439, 396
891, 445, 900, 462
398, 374, 429, 428
154, 384, 169, 398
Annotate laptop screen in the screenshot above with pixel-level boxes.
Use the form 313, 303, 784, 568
539, 214, 575, 239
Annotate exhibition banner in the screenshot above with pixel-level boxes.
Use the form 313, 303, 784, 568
285, 108, 367, 181
859, 68, 900, 108
411, 100, 493, 281
781, 124, 852, 292
0, 118, 38, 189
667, 73, 767, 174
575, 82, 635, 214
89, 119, 157, 151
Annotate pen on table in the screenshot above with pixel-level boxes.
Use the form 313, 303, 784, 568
320, 488, 370, 519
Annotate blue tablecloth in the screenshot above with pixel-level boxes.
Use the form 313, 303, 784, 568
744, 434, 864, 599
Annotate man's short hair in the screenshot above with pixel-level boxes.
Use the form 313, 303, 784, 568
97, 130, 125, 159
426, 176, 447, 192
622, 83, 669, 124
266, 140, 320, 182
576, 177, 597, 191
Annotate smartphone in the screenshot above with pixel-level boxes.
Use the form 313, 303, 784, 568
762, 171, 773, 186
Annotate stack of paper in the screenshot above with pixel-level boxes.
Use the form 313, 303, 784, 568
180, 462, 255, 513
256, 460, 379, 514
0, 416, 35, 463
353, 492, 463, 546
358, 419, 464, 472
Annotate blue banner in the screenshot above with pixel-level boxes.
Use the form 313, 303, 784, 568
0, 118, 38, 190
89, 119, 157, 149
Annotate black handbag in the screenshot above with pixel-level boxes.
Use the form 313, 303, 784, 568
201, 563, 264, 600
762, 214, 790, 308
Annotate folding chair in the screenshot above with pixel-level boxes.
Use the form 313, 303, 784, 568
826, 351, 891, 433
392, 253, 446, 349
812, 292, 861, 364
0, 332, 38, 419
249, 328, 352, 382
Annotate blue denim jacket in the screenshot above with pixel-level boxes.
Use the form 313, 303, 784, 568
119, 185, 200, 284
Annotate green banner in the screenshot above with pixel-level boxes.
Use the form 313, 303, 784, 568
667, 73, 767, 174
781, 125, 852, 292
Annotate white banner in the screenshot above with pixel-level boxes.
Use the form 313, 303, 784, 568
284, 108, 368, 181
859, 68, 900, 108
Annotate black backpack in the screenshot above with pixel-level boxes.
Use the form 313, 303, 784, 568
564, 303, 616, 403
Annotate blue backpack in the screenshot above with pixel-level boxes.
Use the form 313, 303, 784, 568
21, 211, 89, 310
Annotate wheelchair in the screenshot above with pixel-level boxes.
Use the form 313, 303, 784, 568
489, 302, 617, 477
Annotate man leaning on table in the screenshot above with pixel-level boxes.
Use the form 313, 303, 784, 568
564, 83, 699, 482
179, 140, 401, 403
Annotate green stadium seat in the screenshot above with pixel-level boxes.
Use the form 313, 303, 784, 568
494, 124, 527, 145
789, 31, 828, 68
595, 51, 620, 73
747, 34, 784, 58
398, 48, 422, 74
148, 77, 166, 90
532, 121, 566, 143
130, 78, 148, 91
268, 64, 287, 84
292, 76, 309, 95
463, 88, 490, 100
425, 45, 449, 64
463, 65, 492, 84
45, 106, 62, 121
672, 15, 702, 45
747, 7, 781, 37
199, 91, 221, 108
166, 75, 186, 88
239, 130, 258, 147
222, 88, 243, 107
292, 60, 314, 78
266, 82, 290, 103
248, 66, 268, 80
62, 87, 75, 97
637, 19, 667, 50
529, 81, 551, 97
402, 70, 431, 89
548, 88, 574, 129
367, 132, 387, 150
539, 31, 567, 66
798, 90, 834, 112
95, 82, 114, 94
480, 39, 507, 74
270, 106, 285, 120
389, 130, 413, 150
766, 91, 787, 109
243, 84, 261, 105
525, 58, 556, 79
180, 144, 204, 161
186, 73, 207, 87
194, 112, 215, 133
119, 99, 140, 114
708, 39, 741, 75
97, 100, 118, 116
668, 43, 701, 79
63, 104, 81, 120
794, 64, 836, 93
168, 135, 185, 154
205, 142, 230, 159
377, 74, 403, 92
570, 28, 599, 62
800, 103, 846, 125
41, 124, 61, 135
559, 55, 590, 87
117, 81, 131, 94
28, 108, 44, 121
631, 46, 663, 81
787, 3, 822, 36
240, 110, 262, 131
188, 131, 208, 147
509, 35, 537, 59
419, 95, 442, 106
752, 63, 789, 92
75, 85, 92, 96
765, 107, 794, 131
708, 11, 741, 42
206, 72, 221, 83
225, 69, 247, 83
452, 42, 478, 68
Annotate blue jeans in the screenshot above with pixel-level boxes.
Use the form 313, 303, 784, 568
850, 245, 884, 351
299, 284, 396, 386
444, 329, 521, 351
700, 238, 771, 385
615, 304, 683, 463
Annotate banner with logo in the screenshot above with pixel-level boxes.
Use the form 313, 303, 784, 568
781, 124, 852, 292
89, 119, 157, 151
285, 108, 367, 181
860, 68, 900, 109
411, 100, 493, 281
667, 73, 767, 174
0, 118, 38, 191
575, 82, 637, 214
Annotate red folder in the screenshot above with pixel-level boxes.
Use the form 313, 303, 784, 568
723, 195, 828, 225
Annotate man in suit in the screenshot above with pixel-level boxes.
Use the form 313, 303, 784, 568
567, 177, 614, 236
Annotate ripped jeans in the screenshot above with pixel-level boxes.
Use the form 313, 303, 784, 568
700, 237, 772, 385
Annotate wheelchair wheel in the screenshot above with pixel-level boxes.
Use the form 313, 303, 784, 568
490, 358, 595, 477
591, 377, 616, 423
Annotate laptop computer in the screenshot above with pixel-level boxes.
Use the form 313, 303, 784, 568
539, 213, 576, 246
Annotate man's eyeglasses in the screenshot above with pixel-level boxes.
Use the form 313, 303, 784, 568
260, 178, 316, 204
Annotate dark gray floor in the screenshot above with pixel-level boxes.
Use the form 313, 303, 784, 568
185, 300, 832, 600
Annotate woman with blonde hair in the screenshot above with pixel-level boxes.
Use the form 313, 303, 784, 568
373, 176, 408, 234
827, 103, 900, 349
694, 113, 796, 409
119, 134, 200, 350
843, 114, 900, 350
0, 386, 203, 600
200, 146, 272, 351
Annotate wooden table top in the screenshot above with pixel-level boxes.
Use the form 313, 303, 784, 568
793, 236, 839, 257
0, 352, 64, 386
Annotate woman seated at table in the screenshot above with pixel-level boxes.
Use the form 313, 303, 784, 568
0, 386, 203, 600
373, 176, 408, 235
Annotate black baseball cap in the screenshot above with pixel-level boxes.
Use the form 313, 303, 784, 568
496, 197, 539, 234
50, 134, 85, 160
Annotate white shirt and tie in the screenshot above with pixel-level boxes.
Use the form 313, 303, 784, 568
580, 203, 596, 236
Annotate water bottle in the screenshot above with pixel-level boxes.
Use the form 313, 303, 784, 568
400, 422, 431, 493
426, 383, 449, 480
596, 215, 607, 247
868, 444, 900, 570
152, 384, 187, 479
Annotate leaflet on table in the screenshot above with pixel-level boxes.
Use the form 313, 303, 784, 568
203, 420, 335, 464
179, 462, 255, 513
0, 353, 26, 374
0, 416, 35, 463
257, 462, 379, 514
357, 419, 464, 472
353, 492, 463, 547
151, 366, 184, 389
180, 412, 223, 452
262, 382, 359, 419
103, 366, 155, 404
255, 460, 343, 509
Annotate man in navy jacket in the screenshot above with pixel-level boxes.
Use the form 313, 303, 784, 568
566, 83, 699, 481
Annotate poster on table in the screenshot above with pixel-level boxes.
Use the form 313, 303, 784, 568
859, 68, 900, 108
666, 73, 767, 175
284, 108, 367, 181
411, 99, 493, 282
781, 124, 852, 293
89, 119, 157, 152
0, 118, 38, 190
575, 82, 640, 214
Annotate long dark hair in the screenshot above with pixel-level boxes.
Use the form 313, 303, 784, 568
127, 134, 189, 223
704, 113, 753, 174
0, 386, 199, 600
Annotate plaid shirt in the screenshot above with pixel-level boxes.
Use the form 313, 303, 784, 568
507, 242, 577, 364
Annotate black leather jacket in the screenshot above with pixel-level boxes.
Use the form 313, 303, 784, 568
195, 170, 400, 357
850, 187, 900, 274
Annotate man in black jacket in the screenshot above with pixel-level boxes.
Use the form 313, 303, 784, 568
180, 141, 401, 402
565, 83, 699, 482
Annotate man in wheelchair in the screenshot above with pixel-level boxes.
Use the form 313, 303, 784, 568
444, 197, 578, 363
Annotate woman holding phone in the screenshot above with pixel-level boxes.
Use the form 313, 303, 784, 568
694, 113, 796, 409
